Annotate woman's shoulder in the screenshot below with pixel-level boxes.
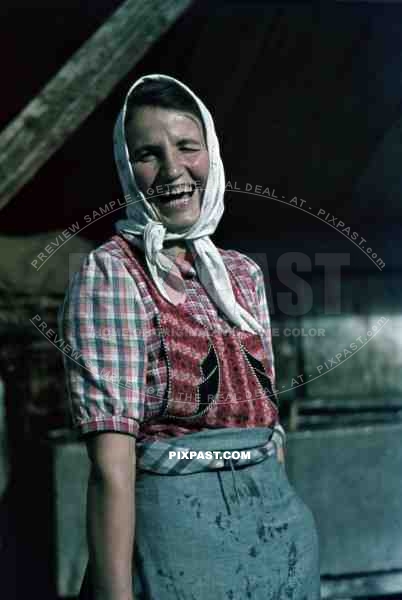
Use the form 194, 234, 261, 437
218, 247, 262, 280
78, 234, 144, 276
69, 235, 143, 292
88, 234, 132, 263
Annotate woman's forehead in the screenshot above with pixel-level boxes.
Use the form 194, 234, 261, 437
125, 105, 206, 145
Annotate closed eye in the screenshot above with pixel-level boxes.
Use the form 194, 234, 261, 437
133, 151, 157, 162
178, 144, 201, 152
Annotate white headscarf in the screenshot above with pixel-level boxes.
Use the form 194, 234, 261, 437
113, 73, 263, 334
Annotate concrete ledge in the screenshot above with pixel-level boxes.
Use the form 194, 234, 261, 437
286, 423, 402, 575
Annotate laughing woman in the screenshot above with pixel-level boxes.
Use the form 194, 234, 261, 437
61, 74, 320, 600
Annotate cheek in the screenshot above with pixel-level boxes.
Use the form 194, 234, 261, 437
187, 151, 210, 184
133, 164, 157, 193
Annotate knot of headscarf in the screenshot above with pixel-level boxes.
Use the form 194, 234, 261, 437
144, 222, 165, 266
113, 73, 263, 335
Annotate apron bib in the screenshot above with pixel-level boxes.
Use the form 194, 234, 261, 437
114, 235, 280, 439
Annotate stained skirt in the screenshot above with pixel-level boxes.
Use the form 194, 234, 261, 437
79, 427, 320, 600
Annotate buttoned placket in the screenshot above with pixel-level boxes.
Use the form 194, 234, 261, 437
174, 249, 233, 335
171, 255, 243, 512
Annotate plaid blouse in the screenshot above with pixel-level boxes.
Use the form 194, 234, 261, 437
60, 232, 285, 448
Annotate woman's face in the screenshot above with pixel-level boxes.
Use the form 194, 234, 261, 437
126, 105, 209, 233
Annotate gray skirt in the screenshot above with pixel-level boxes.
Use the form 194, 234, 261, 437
79, 427, 320, 600
132, 427, 320, 600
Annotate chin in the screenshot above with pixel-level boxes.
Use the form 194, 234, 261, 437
161, 207, 201, 233
165, 218, 198, 233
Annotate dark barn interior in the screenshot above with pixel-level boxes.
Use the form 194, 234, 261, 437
1, 1, 402, 598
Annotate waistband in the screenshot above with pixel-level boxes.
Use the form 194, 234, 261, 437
136, 426, 285, 475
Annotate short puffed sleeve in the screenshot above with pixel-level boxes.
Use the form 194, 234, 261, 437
59, 249, 148, 437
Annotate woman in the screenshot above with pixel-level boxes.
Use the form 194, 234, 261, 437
62, 74, 320, 600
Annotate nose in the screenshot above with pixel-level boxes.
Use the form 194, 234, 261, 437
159, 147, 184, 181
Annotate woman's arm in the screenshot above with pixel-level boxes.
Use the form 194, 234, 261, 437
276, 445, 285, 464
85, 433, 136, 600
60, 250, 147, 598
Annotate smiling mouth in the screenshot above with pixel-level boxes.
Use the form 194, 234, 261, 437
155, 184, 196, 207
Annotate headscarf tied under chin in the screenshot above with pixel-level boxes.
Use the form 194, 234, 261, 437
113, 73, 263, 334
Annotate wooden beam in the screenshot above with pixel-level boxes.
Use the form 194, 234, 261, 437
0, 0, 194, 211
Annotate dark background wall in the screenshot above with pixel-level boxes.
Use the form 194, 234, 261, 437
1, 0, 401, 260
1, 2, 402, 599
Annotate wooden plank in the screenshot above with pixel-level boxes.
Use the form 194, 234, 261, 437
0, 0, 194, 211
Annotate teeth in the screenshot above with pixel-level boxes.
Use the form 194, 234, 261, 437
165, 197, 190, 206
161, 184, 193, 196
